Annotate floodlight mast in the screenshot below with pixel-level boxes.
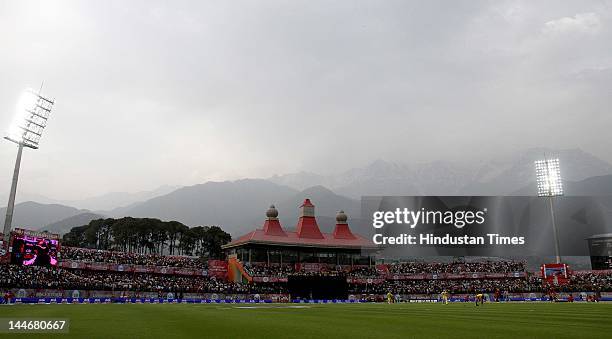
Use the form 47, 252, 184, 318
2, 88, 54, 243
547, 195, 561, 264
2, 143, 24, 244
535, 158, 563, 264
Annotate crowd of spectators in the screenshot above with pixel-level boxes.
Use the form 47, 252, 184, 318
61, 247, 207, 269
244, 263, 382, 278
291, 268, 346, 277
244, 264, 294, 277
3, 250, 612, 297
387, 260, 526, 275
2, 263, 612, 296
346, 266, 380, 277
0, 265, 247, 294
352, 274, 612, 295
353, 276, 543, 295
243, 260, 524, 278
550, 273, 612, 292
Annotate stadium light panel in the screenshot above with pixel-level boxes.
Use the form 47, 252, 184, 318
535, 158, 563, 197
5, 88, 55, 149
3, 86, 55, 243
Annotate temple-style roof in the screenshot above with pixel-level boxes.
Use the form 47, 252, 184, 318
262, 205, 286, 236
332, 210, 357, 240
223, 199, 374, 249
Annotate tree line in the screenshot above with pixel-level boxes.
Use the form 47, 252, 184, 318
62, 217, 231, 259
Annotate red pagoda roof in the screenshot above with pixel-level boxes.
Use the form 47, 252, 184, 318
333, 224, 356, 239
262, 219, 287, 237
223, 199, 374, 249
224, 228, 373, 249
296, 216, 324, 239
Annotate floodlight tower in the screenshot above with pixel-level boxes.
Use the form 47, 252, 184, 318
3, 88, 55, 243
535, 158, 563, 264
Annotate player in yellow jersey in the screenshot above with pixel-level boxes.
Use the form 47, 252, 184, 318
386, 291, 394, 304
475, 293, 484, 306
441, 290, 449, 305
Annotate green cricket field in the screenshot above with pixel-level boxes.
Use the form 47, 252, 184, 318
1, 302, 611, 338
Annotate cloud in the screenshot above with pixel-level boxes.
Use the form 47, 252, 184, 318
544, 12, 601, 34
0, 1, 611, 200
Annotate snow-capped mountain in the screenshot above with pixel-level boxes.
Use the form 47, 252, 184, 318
269, 148, 612, 198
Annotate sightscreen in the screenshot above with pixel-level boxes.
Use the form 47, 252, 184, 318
288, 275, 348, 300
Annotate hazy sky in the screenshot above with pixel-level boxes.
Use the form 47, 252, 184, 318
1, 0, 611, 201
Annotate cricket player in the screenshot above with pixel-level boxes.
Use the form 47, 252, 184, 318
441, 290, 449, 305
475, 293, 484, 306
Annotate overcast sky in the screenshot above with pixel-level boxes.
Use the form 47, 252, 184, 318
1, 0, 611, 201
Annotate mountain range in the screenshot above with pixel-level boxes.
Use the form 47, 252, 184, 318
269, 148, 612, 197
4, 181, 362, 236
0, 202, 88, 231
0, 185, 180, 212
105, 180, 361, 235
1, 148, 611, 238
41, 212, 106, 235
0, 202, 103, 235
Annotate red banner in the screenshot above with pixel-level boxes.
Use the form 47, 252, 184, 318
110, 264, 134, 272
60, 260, 86, 269
445, 274, 464, 279
87, 262, 109, 271
174, 268, 196, 276
208, 259, 228, 279
346, 277, 385, 284
387, 271, 526, 280
574, 269, 612, 275
154, 266, 175, 274
134, 265, 153, 273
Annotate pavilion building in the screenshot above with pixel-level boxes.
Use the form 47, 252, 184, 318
222, 199, 376, 266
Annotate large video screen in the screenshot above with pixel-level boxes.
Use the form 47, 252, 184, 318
10, 233, 59, 266
544, 266, 566, 278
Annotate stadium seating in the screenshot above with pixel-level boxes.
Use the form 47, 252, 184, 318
2, 247, 612, 299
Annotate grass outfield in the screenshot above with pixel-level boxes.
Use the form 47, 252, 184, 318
1, 303, 611, 338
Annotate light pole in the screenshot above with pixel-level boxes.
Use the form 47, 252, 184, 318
535, 158, 563, 264
3, 88, 54, 243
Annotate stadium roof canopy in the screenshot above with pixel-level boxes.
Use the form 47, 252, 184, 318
222, 199, 375, 250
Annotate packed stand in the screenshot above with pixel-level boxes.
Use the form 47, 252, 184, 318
353, 276, 543, 295
244, 263, 382, 278
61, 247, 207, 269
0, 265, 256, 294
244, 264, 294, 277
243, 261, 523, 278
546, 273, 612, 292
346, 266, 381, 277
387, 260, 526, 275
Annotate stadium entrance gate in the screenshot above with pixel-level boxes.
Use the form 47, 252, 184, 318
288, 275, 348, 300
